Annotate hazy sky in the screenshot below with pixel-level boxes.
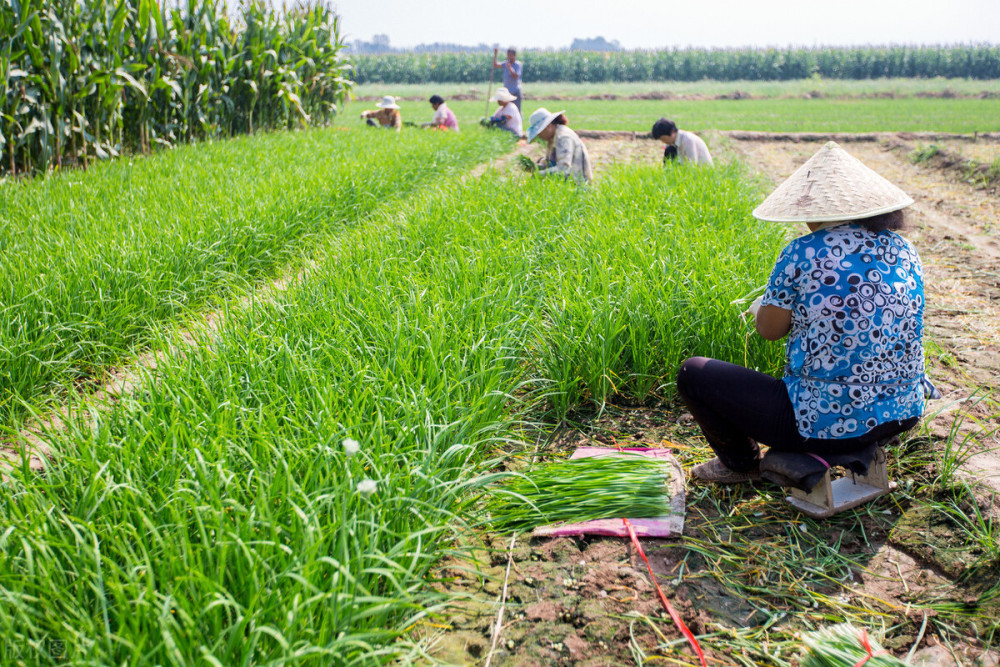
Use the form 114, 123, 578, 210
332, 0, 999, 50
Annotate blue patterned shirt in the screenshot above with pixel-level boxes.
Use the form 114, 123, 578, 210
761, 224, 927, 439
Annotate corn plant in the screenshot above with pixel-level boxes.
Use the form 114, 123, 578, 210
352, 45, 1000, 85
0, 0, 351, 177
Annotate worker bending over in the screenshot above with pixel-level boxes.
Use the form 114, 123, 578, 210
651, 118, 712, 165
525, 108, 593, 184
482, 88, 523, 137
425, 95, 459, 131
361, 96, 402, 131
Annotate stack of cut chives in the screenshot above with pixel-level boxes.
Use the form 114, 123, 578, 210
485, 455, 674, 532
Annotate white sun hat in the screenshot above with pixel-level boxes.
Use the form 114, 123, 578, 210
752, 141, 913, 224
525, 107, 565, 143
375, 95, 400, 110
490, 87, 517, 103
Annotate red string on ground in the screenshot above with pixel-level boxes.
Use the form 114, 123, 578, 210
853, 628, 887, 667
622, 518, 707, 667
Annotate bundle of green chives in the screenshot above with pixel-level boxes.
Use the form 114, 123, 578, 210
484, 455, 674, 532
799, 624, 907, 666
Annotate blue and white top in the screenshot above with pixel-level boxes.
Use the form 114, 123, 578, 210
761, 224, 928, 440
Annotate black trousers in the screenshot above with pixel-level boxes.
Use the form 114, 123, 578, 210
675, 357, 918, 472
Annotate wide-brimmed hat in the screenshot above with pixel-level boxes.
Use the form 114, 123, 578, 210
375, 95, 400, 110
753, 141, 913, 223
526, 107, 565, 143
490, 87, 517, 103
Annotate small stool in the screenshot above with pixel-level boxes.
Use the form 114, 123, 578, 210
760, 443, 895, 519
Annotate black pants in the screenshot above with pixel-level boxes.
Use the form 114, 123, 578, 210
675, 357, 918, 472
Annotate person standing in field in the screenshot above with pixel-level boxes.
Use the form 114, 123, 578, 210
425, 95, 459, 131
493, 47, 523, 112
525, 107, 593, 183
360, 96, 402, 131
651, 118, 712, 165
676, 141, 936, 484
484, 88, 523, 137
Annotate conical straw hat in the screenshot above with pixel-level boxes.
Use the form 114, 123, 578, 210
752, 141, 913, 223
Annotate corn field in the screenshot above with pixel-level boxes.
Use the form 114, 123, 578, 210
1, 0, 351, 177
352, 45, 1000, 84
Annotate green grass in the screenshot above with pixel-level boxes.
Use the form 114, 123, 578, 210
0, 127, 509, 430
353, 96, 1000, 134
0, 160, 787, 663
349, 80, 1000, 134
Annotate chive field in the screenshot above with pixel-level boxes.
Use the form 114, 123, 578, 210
352, 94, 1000, 134
0, 150, 786, 663
0, 127, 510, 430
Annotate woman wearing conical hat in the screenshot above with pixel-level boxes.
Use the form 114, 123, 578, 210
676, 142, 937, 484
361, 96, 402, 131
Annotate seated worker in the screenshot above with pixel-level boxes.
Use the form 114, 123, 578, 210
360, 96, 401, 131
481, 87, 523, 137
676, 141, 936, 484
424, 94, 459, 131
651, 118, 712, 165
525, 107, 593, 184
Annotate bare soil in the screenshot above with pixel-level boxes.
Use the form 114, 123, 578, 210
430, 134, 1000, 666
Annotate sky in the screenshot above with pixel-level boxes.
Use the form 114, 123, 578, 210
330, 0, 1000, 50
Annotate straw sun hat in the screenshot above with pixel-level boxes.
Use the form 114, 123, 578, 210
525, 107, 565, 143
752, 141, 913, 224
490, 87, 517, 104
375, 96, 400, 109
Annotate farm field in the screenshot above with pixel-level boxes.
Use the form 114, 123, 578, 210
3, 92, 1000, 665
0, 128, 510, 431
1, 143, 789, 663
352, 77, 1000, 101
349, 81, 1000, 134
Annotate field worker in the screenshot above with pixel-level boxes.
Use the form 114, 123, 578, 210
360, 96, 402, 131
492, 47, 523, 112
676, 141, 936, 484
651, 118, 712, 165
425, 94, 459, 131
483, 87, 523, 137
525, 107, 593, 184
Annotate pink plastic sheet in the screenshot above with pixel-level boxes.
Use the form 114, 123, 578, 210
531, 446, 686, 539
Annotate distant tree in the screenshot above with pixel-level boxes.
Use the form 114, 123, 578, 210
347, 35, 496, 54
349, 34, 395, 54
570, 36, 622, 51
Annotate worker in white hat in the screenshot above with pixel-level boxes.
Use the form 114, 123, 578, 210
361, 96, 402, 131
524, 107, 593, 183
481, 87, 523, 137
675, 142, 937, 484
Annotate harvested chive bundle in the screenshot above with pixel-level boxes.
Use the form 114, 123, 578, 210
485, 455, 674, 532
517, 154, 537, 172
800, 624, 907, 666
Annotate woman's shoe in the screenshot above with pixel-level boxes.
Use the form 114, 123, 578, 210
691, 457, 761, 484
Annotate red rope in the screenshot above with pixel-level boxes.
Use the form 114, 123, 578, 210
852, 628, 887, 667
622, 518, 707, 666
